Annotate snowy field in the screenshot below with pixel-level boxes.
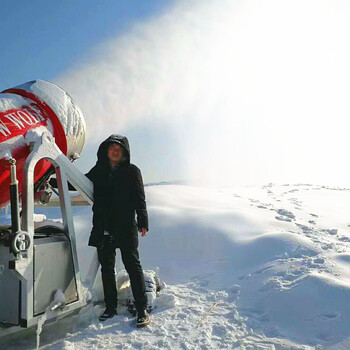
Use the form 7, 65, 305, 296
2, 183, 350, 349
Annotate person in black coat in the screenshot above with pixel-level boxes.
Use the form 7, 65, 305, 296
86, 134, 150, 327
51, 134, 150, 327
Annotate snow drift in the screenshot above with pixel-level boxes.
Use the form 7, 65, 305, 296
2, 183, 350, 349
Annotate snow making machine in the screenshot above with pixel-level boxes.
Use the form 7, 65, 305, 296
0, 80, 99, 337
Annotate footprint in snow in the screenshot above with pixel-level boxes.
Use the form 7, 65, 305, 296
320, 228, 338, 236
277, 209, 295, 218
313, 257, 325, 264
296, 223, 313, 234
275, 216, 293, 222
249, 198, 259, 203
256, 202, 273, 210
305, 258, 325, 269
321, 243, 334, 250
275, 209, 295, 222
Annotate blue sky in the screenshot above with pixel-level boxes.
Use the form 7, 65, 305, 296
0, 0, 173, 92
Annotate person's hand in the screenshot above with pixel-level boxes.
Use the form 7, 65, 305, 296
138, 228, 148, 237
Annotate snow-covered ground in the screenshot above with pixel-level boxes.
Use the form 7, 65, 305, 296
2, 183, 350, 349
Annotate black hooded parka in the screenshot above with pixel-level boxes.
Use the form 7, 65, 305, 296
86, 134, 149, 249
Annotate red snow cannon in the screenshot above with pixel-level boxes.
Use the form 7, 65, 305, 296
0, 80, 86, 209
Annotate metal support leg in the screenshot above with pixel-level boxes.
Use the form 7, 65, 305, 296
9, 130, 97, 328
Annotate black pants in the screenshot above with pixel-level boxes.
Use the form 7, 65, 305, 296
97, 236, 148, 312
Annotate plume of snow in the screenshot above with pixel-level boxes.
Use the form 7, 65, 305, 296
56, 0, 350, 186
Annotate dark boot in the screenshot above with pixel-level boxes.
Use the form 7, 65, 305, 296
136, 309, 151, 328
99, 306, 117, 321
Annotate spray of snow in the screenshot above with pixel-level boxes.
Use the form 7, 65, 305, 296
55, 0, 350, 187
